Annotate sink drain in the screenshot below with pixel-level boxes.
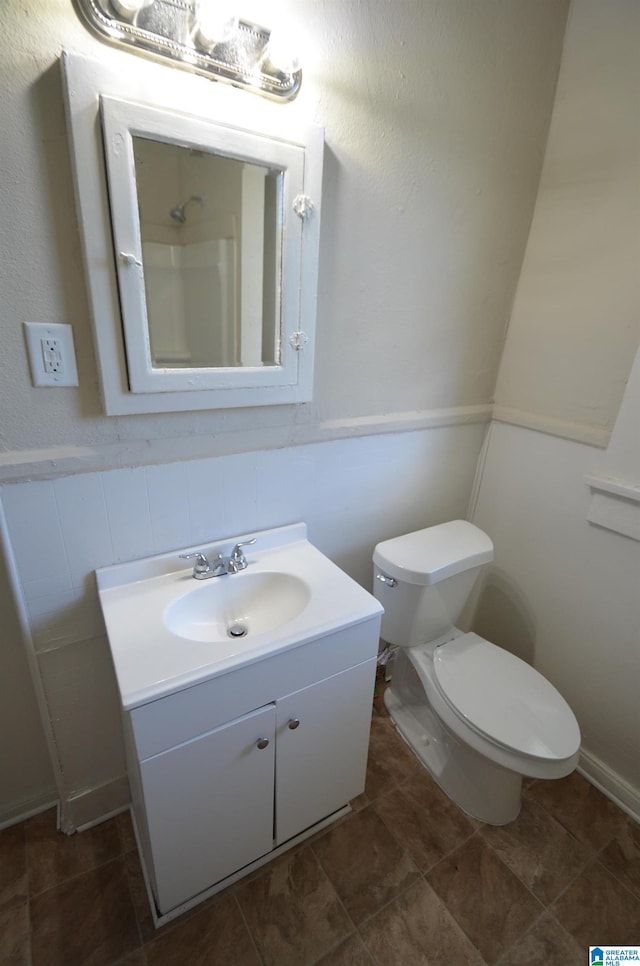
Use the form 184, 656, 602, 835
227, 622, 248, 639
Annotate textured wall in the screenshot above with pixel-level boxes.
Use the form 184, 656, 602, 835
493, 0, 640, 439
0, 0, 568, 467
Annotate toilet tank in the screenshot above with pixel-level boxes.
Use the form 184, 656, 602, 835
372, 521, 493, 647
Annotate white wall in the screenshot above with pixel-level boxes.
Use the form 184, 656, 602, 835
0, 0, 569, 824
0, 540, 56, 827
473, 0, 640, 815
472, 424, 640, 812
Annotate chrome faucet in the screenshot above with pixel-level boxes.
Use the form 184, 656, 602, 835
179, 551, 226, 579
179, 538, 257, 580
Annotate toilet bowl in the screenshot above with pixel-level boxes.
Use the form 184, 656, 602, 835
373, 520, 580, 825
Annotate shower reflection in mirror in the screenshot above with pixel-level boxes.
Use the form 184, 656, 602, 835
133, 137, 282, 370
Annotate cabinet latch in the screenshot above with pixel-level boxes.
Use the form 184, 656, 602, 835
289, 331, 309, 351
292, 194, 314, 220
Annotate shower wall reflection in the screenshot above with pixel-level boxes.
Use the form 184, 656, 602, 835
133, 137, 282, 369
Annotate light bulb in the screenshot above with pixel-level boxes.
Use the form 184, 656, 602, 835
110, 0, 154, 22
263, 28, 301, 75
194, 1, 238, 50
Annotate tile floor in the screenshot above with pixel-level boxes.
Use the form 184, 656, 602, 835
2, 697, 640, 966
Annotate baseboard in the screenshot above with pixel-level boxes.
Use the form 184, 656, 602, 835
578, 748, 640, 824
60, 775, 131, 833
0, 780, 131, 834
0, 794, 59, 831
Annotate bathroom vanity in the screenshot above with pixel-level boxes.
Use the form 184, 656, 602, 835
97, 524, 382, 924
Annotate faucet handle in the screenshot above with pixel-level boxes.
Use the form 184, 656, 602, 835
231, 538, 256, 558
229, 538, 256, 570
179, 551, 210, 576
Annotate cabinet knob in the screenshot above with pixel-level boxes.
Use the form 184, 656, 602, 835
256, 737, 270, 749
288, 718, 300, 730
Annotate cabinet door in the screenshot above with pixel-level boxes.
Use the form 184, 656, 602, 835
140, 703, 276, 914
275, 658, 376, 845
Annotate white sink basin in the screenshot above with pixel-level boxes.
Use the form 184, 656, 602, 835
96, 523, 383, 709
164, 571, 311, 643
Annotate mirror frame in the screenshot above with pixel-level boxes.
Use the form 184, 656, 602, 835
62, 50, 323, 414
101, 96, 304, 393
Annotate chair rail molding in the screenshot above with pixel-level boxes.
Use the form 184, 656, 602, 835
586, 343, 640, 542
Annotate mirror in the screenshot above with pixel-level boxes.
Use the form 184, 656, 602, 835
62, 51, 323, 414
133, 138, 281, 370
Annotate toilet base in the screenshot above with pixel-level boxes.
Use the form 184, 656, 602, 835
384, 682, 522, 826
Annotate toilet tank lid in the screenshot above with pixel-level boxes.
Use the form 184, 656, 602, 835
373, 520, 493, 585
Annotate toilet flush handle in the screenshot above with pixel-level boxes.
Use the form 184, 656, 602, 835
376, 573, 397, 588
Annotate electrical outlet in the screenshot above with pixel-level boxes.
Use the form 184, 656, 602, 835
42, 339, 64, 374
23, 322, 79, 387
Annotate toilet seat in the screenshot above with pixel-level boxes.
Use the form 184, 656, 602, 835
432, 633, 580, 761
408, 632, 580, 778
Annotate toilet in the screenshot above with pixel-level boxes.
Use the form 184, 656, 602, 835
372, 520, 580, 825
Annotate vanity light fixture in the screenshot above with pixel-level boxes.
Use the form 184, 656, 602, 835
73, 0, 302, 100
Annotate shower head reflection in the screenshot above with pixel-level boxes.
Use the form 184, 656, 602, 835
170, 195, 205, 224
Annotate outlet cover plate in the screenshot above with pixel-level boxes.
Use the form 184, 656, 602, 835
23, 322, 79, 387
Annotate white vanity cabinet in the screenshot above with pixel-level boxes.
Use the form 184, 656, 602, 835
124, 620, 379, 920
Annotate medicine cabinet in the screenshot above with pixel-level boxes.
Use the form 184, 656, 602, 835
62, 51, 323, 414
